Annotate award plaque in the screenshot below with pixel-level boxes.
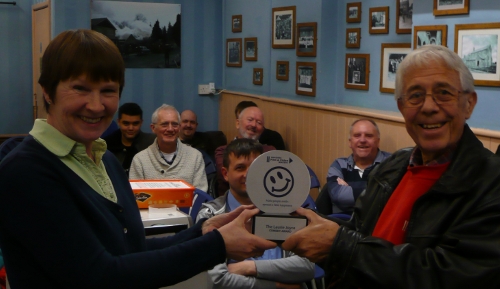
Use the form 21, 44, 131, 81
246, 150, 310, 242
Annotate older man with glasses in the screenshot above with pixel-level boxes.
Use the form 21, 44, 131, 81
129, 104, 207, 192
282, 45, 500, 289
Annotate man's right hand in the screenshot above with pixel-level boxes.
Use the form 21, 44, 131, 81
218, 208, 277, 261
337, 177, 349, 186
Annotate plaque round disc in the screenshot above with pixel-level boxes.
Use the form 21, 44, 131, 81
246, 150, 310, 214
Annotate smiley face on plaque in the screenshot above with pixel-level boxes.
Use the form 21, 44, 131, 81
263, 167, 295, 197
246, 151, 310, 214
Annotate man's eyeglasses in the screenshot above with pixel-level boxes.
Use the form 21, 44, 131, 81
154, 122, 180, 129
399, 88, 467, 107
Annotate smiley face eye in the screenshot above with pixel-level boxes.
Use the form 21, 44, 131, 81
270, 176, 276, 183
277, 172, 283, 179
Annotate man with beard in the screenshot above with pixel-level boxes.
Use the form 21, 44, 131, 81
214, 107, 275, 196
323, 119, 391, 216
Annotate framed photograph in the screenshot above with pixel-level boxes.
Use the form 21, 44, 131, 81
296, 22, 317, 57
413, 25, 447, 49
276, 61, 289, 81
244, 37, 258, 61
226, 38, 242, 67
455, 23, 500, 87
369, 6, 389, 34
346, 28, 361, 48
396, 0, 413, 34
380, 43, 411, 93
346, 2, 361, 23
296, 62, 316, 96
345, 54, 370, 90
272, 6, 296, 49
253, 68, 263, 85
91, 1, 181, 68
433, 0, 469, 16
232, 15, 242, 32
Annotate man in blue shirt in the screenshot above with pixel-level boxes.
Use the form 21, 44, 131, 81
197, 139, 314, 289
325, 119, 391, 215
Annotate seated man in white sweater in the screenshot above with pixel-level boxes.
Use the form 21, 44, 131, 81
197, 139, 314, 289
129, 104, 207, 192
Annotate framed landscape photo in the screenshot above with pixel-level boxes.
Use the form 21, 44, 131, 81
296, 62, 316, 96
345, 54, 370, 90
433, 0, 469, 16
276, 61, 289, 81
232, 15, 242, 32
226, 38, 242, 67
346, 28, 361, 48
455, 22, 500, 87
253, 68, 263, 85
272, 6, 296, 49
244, 37, 258, 61
396, 0, 413, 34
346, 2, 361, 23
380, 43, 411, 93
296, 22, 317, 57
413, 25, 447, 49
369, 6, 389, 34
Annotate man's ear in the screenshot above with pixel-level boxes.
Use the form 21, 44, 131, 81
235, 118, 240, 130
150, 123, 155, 132
222, 166, 229, 182
464, 91, 477, 120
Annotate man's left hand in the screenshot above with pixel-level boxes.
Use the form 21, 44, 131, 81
282, 207, 340, 263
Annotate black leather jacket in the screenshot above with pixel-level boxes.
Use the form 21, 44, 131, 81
325, 125, 500, 289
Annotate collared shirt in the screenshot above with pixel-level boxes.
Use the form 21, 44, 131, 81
226, 192, 282, 261
347, 150, 390, 173
30, 119, 117, 202
409, 146, 455, 167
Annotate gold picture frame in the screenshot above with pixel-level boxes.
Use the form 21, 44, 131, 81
232, 15, 242, 33
369, 6, 389, 34
296, 22, 317, 57
346, 2, 361, 23
226, 38, 242, 67
345, 53, 370, 90
244, 37, 258, 61
272, 6, 296, 49
346, 28, 361, 48
276, 61, 289, 81
296, 61, 316, 96
253, 68, 263, 85
413, 25, 447, 49
380, 43, 411, 93
455, 22, 500, 87
433, 0, 469, 16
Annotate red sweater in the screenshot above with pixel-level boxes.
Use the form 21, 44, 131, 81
372, 162, 449, 245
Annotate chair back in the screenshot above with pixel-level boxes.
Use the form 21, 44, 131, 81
301, 194, 317, 210
329, 213, 352, 221
315, 185, 333, 215
189, 189, 214, 223
306, 165, 320, 189
0, 136, 25, 162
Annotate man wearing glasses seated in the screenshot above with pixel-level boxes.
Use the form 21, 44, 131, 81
129, 104, 207, 192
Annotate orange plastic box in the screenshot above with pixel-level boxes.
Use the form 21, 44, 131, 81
129, 179, 194, 208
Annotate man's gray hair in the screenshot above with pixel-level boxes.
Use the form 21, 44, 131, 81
349, 119, 380, 138
151, 104, 181, 124
395, 45, 475, 101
